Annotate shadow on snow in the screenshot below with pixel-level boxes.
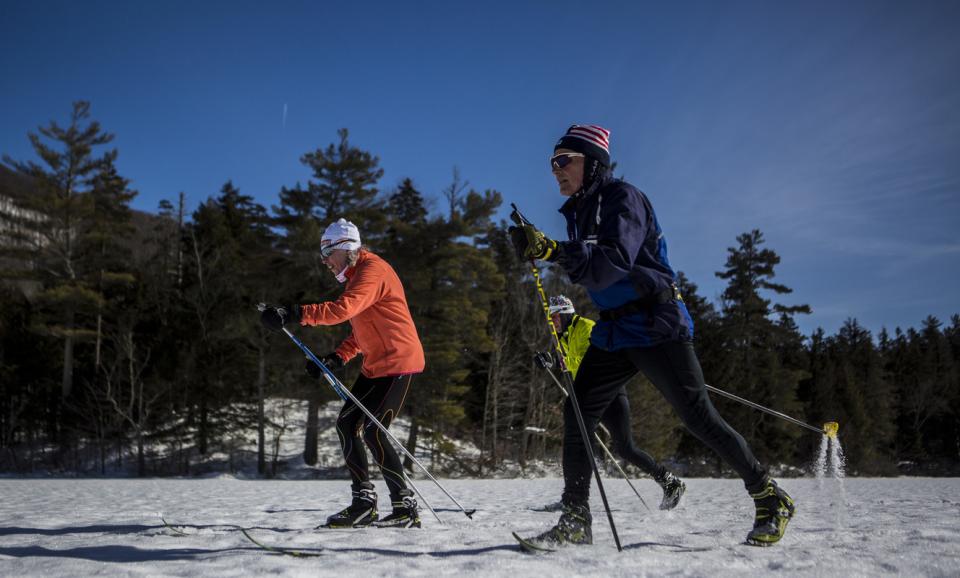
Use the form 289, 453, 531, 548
0, 544, 265, 562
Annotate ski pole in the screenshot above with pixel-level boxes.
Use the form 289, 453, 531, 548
535, 353, 651, 512
703, 383, 838, 437
511, 203, 623, 552
280, 323, 349, 401
402, 470, 443, 525
278, 326, 476, 520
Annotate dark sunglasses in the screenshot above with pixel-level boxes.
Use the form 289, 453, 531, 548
320, 240, 351, 259
550, 152, 585, 170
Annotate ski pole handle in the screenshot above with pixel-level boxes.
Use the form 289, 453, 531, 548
510, 203, 532, 227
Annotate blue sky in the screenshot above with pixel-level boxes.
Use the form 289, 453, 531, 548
2, 0, 958, 338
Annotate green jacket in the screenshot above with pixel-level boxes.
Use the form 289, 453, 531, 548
559, 315, 595, 379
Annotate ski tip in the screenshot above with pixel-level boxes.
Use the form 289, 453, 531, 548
464, 509, 477, 519
512, 531, 556, 554
240, 527, 323, 557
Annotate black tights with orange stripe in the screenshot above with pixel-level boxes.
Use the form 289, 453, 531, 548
335, 373, 413, 500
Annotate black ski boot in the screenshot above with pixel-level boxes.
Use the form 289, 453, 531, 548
657, 471, 686, 511
529, 499, 592, 547
322, 482, 378, 528
745, 478, 795, 546
372, 489, 421, 528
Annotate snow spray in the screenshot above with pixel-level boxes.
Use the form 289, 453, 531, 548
814, 421, 847, 525
813, 432, 846, 480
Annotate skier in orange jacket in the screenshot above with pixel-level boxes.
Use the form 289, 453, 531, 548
260, 218, 425, 529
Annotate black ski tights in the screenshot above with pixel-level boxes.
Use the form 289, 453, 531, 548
335, 374, 413, 499
599, 390, 665, 481
562, 341, 766, 505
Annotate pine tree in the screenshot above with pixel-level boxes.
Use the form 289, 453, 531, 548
2, 101, 118, 400
714, 229, 809, 465
0, 285, 60, 470
137, 194, 192, 473
181, 182, 276, 458
274, 127, 386, 260
945, 316, 960, 465
800, 328, 838, 465
83, 162, 138, 371
913, 317, 955, 460
832, 319, 896, 473
389, 178, 429, 224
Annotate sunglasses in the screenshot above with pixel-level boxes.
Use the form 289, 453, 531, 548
550, 152, 584, 170
320, 240, 351, 259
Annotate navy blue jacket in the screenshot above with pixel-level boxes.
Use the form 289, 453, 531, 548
556, 174, 694, 350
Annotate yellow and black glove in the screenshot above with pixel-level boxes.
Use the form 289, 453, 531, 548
508, 224, 558, 262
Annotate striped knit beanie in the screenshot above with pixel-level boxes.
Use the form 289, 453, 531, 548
554, 124, 611, 167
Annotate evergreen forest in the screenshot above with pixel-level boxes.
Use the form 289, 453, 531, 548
2, 102, 957, 478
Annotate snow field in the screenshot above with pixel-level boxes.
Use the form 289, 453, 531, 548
1, 477, 958, 577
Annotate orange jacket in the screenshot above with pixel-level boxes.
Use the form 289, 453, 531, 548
299, 249, 425, 378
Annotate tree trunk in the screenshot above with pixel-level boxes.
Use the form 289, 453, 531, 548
137, 431, 145, 476
95, 311, 103, 369
304, 392, 320, 465
271, 436, 281, 478
271, 420, 285, 478
480, 375, 490, 471
491, 374, 499, 466
198, 398, 208, 455
519, 378, 538, 466
176, 191, 185, 293
61, 313, 75, 398
404, 412, 420, 472
257, 348, 266, 475
99, 428, 106, 475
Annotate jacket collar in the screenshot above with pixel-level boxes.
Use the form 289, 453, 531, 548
559, 171, 614, 218
343, 249, 370, 281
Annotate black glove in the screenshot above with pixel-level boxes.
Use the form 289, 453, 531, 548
509, 224, 558, 262
509, 226, 528, 260
305, 353, 343, 378
534, 351, 555, 369
259, 304, 301, 332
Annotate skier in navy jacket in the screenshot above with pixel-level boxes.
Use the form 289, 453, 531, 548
510, 124, 795, 547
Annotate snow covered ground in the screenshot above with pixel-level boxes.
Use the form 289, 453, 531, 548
1, 477, 958, 577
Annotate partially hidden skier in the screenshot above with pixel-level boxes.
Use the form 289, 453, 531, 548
542, 294, 686, 511
260, 218, 425, 529
510, 125, 795, 547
